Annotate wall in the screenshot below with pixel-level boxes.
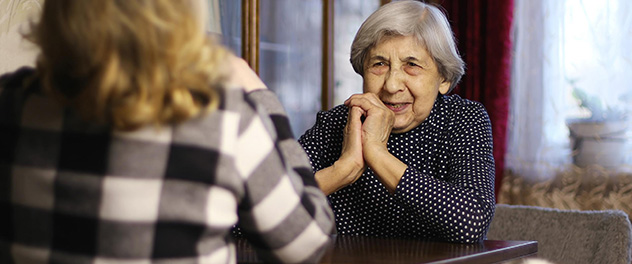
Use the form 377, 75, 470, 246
0, 0, 43, 75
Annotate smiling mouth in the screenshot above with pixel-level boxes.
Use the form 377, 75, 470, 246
385, 102, 409, 111
387, 103, 406, 108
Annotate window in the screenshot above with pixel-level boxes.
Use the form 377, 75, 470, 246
214, 0, 380, 137
213, 0, 242, 56
507, 0, 632, 178
259, 0, 323, 137
564, 0, 632, 121
333, 0, 380, 106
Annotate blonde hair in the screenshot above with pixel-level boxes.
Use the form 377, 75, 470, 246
27, 0, 228, 131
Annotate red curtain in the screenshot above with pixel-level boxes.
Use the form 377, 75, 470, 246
439, 0, 514, 201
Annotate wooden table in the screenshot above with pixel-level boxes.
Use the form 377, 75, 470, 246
237, 235, 537, 264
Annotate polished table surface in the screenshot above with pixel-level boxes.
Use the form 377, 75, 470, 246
237, 235, 538, 264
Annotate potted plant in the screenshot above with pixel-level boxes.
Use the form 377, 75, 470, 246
566, 86, 631, 169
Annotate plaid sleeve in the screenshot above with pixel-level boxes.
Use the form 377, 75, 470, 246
246, 90, 321, 187
235, 89, 334, 263
0, 69, 332, 263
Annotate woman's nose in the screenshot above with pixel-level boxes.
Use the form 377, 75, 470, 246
383, 67, 405, 93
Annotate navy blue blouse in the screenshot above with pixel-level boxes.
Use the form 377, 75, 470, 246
298, 94, 496, 243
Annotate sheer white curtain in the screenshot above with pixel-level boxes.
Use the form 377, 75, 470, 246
507, 0, 632, 179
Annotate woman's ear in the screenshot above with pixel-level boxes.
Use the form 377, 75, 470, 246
439, 80, 451, 95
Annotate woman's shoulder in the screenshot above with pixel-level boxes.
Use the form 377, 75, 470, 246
0, 67, 36, 85
299, 104, 348, 142
314, 104, 349, 128
199, 87, 269, 135
441, 94, 484, 107
0, 67, 39, 94
0, 67, 43, 123
213, 86, 267, 121
318, 104, 349, 118
439, 94, 490, 120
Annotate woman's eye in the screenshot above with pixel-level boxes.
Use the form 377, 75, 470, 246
404, 62, 422, 75
367, 61, 388, 75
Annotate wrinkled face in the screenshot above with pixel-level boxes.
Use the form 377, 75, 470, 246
362, 35, 450, 133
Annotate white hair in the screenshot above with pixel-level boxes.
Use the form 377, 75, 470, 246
350, 0, 465, 92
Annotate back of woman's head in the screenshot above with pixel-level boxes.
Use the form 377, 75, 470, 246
28, 0, 228, 131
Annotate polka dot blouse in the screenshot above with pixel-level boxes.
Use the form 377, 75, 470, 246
298, 94, 496, 243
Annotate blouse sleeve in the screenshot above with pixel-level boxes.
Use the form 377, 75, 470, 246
393, 102, 496, 243
297, 106, 347, 173
236, 89, 335, 263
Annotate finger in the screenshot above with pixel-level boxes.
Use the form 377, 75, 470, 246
345, 94, 385, 112
344, 106, 362, 138
344, 93, 364, 106
348, 106, 364, 127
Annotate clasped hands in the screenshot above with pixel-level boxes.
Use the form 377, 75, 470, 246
321, 93, 407, 194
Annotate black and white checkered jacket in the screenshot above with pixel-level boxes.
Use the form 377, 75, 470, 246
0, 67, 334, 263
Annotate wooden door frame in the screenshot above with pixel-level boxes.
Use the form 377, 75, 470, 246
242, 0, 259, 74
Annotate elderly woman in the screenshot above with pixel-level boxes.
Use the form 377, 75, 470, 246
299, 0, 495, 243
